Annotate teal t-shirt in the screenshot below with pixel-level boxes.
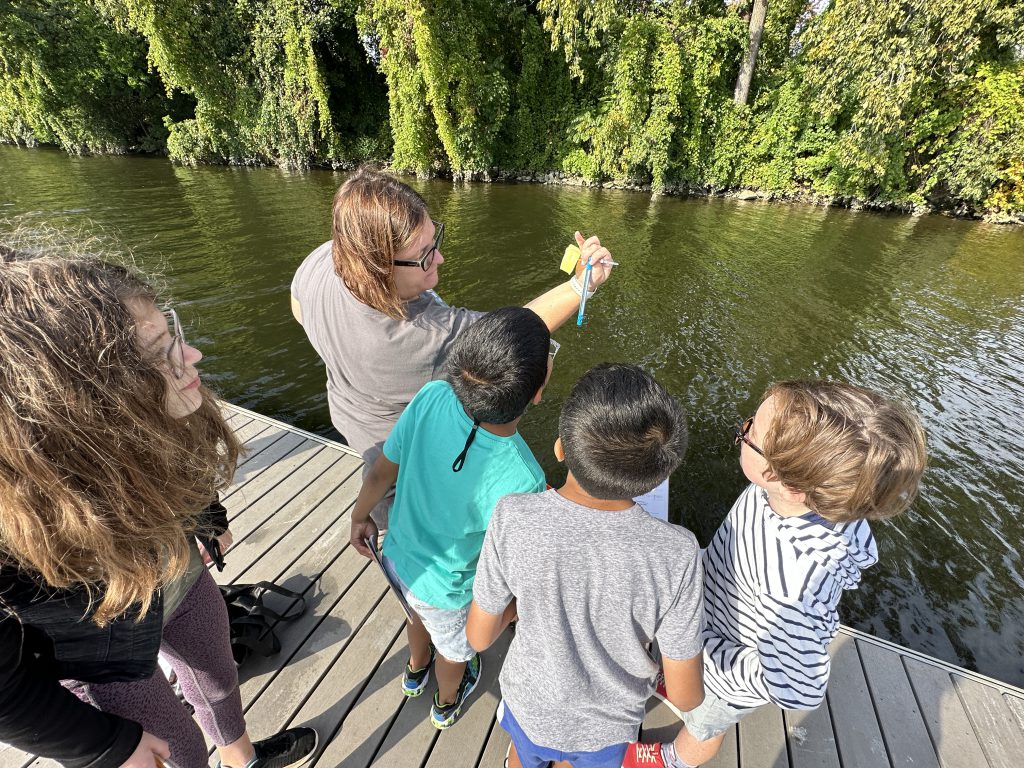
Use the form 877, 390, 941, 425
382, 379, 545, 609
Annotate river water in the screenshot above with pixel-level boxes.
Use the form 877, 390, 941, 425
2, 146, 1023, 685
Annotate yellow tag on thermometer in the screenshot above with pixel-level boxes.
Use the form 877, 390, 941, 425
560, 243, 581, 274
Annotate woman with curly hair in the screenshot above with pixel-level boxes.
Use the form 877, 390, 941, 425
0, 247, 316, 768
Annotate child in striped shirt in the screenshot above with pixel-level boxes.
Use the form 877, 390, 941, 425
623, 381, 927, 768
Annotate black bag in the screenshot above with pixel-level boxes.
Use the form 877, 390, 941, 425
219, 582, 306, 667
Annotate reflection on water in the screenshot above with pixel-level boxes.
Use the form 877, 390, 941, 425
3, 146, 1023, 684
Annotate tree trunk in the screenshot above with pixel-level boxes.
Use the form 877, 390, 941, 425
734, 0, 769, 105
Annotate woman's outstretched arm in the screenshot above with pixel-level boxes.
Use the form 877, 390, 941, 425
524, 232, 615, 332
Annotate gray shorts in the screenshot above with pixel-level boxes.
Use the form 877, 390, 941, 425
681, 688, 761, 742
382, 555, 475, 663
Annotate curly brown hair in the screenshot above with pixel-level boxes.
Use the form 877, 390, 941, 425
761, 381, 927, 523
0, 250, 240, 625
331, 166, 429, 320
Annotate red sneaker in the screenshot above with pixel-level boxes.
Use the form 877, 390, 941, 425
621, 742, 667, 767
652, 670, 684, 719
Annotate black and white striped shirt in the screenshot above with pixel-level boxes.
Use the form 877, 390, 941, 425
702, 484, 877, 709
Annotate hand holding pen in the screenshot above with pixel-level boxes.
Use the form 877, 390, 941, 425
572, 231, 616, 325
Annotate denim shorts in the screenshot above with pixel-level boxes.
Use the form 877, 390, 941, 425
681, 687, 760, 742
497, 700, 628, 768
382, 555, 475, 662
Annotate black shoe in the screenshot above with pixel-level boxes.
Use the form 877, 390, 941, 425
429, 654, 482, 729
243, 727, 318, 768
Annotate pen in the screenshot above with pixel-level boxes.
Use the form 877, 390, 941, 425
576, 262, 592, 326
599, 259, 620, 267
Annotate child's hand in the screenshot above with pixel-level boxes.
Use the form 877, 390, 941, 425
573, 231, 614, 291
351, 518, 379, 559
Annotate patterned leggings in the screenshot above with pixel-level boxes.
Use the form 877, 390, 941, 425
65, 568, 247, 768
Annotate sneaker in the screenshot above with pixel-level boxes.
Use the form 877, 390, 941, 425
402, 644, 436, 697
429, 653, 482, 729
239, 727, 318, 768
621, 741, 667, 767
652, 670, 683, 719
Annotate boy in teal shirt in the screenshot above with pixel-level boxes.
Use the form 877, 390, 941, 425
350, 307, 553, 729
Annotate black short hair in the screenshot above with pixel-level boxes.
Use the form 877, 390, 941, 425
444, 307, 551, 424
559, 363, 688, 499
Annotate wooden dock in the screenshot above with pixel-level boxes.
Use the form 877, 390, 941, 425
4, 404, 1024, 768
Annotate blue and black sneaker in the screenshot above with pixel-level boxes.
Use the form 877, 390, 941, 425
429, 653, 481, 729
402, 644, 436, 697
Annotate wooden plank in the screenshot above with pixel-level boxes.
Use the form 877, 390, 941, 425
1005, 693, 1024, 732
236, 544, 371, 705
310, 632, 409, 767
704, 725, 738, 768
232, 422, 276, 453
220, 446, 337, 547
230, 474, 362, 591
370, 655, 440, 766
217, 459, 361, 585
232, 421, 292, 466
0, 746, 34, 768
289, 598, 408, 765
952, 674, 1024, 768
902, 656, 988, 768
477, 718, 510, 768
785, 700, 841, 768
857, 640, 938, 768
738, 704, 788, 768
223, 439, 324, 516
240, 566, 390, 735
426, 632, 512, 768
223, 431, 306, 499
826, 633, 890, 767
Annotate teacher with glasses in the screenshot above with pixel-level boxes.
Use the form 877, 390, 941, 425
291, 166, 614, 473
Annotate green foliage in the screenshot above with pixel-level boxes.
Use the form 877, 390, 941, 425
924, 63, 1024, 213
795, 0, 1024, 201
0, 0, 169, 152
3, 0, 1022, 217
562, 13, 683, 189
107, 0, 388, 166
496, 14, 575, 173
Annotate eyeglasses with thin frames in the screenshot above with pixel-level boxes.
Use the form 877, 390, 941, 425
734, 416, 765, 457
394, 220, 444, 271
164, 308, 187, 379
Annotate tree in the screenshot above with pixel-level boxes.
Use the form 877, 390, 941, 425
734, 0, 768, 104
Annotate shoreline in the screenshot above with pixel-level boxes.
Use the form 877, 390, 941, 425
427, 168, 1024, 226
3, 141, 1021, 225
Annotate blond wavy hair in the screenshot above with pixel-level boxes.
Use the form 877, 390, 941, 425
331, 166, 429, 320
761, 381, 927, 523
0, 245, 240, 625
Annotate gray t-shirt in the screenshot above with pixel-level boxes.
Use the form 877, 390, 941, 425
291, 242, 483, 460
474, 489, 705, 752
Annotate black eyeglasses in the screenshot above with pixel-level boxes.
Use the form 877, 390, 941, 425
734, 416, 765, 457
164, 308, 187, 379
394, 220, 444, 271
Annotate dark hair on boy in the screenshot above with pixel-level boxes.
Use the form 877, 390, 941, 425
444, 306, 551, 425
559, 363, 688, 499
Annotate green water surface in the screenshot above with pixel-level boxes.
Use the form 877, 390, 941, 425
2, 146, 1023, 684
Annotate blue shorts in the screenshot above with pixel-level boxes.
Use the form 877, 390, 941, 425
681, 687, 760, 742
382, 555, 475, 662
498, 700, 628, 768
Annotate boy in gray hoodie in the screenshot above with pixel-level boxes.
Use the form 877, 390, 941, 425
623, 381, 927, 768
